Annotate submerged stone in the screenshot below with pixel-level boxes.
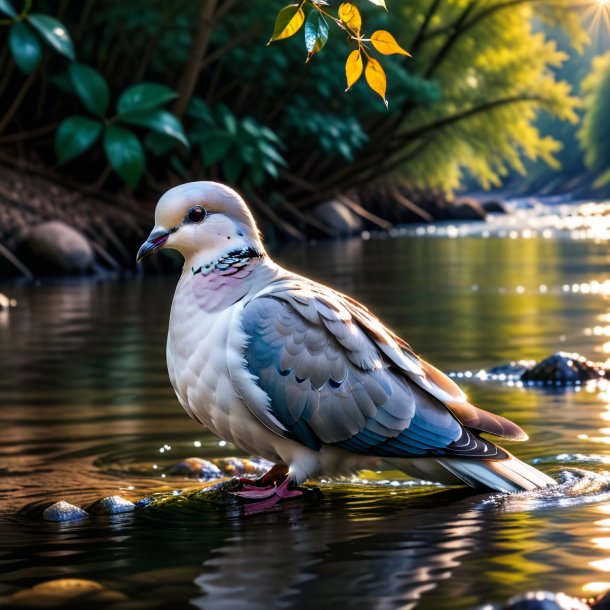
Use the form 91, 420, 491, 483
42, 501, 88, 522
0, 578, 128, 608
135, 478, 242, 511
87, 495, 135, 515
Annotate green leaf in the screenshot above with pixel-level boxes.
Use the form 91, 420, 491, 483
117, 83, 178, 114
69, 62, 109, 117
145, 132, 175, 156
103, 125, 145, 187
262, 158, 279, 179
119, 109, 189, 148
222, 150, 244, 183
304, 11, 329, 60
0, 0, 17, 19
269, 5, 305, 43
27, 13, 75, 60
9, 22, 41, 74
186, 97, 214, 124
200, 135, 233, 167
49, 70, 75, 94
258, 141, 286, 166
54, 115, 103, 165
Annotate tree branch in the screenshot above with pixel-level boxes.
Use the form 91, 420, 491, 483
172, 0, 218, 119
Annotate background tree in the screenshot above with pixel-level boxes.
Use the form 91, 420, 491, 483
0, 0, 588, 237
579, 50, 610, 187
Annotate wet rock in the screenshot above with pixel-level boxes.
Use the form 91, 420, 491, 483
213, 457, 272, 477
483, 591, 591, 610
486, 361, 533, 380
0, 578, 128, 608
311, 200, 363, 236
449, 198, 487, 221
168, 457, 222, 480
42, 501, 88, 522
135, 478, 243, 511
521, 352, 607, 385
481, 199, 509, 214
22, 221, 94, 274
87, 495, 136, 515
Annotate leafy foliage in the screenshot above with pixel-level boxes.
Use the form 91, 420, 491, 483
580, 52, 610, 186
0, 0, 588, 208
188, 99, 287, 188
268, 1, 410, 106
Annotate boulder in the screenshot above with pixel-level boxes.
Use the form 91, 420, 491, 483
521, 352, 607, 385
448, 198, 487, 221
481, 199, 509, 214
312, 200, 363, 236
22, 221, 94, 274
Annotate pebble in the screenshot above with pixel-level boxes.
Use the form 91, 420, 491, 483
87, 495, 135, 515
42, 501, 88, 522
168, 457, 222, 480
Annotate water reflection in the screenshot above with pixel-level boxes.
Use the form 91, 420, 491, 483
192, 492, 482, 610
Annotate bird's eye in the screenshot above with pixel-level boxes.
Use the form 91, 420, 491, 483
187, 206, 206, 223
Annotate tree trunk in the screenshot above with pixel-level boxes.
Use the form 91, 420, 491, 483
172, 0, 218, 119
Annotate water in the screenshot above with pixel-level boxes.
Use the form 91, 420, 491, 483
1, 216, 610, 609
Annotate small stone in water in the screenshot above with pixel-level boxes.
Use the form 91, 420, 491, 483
42, 501, 88, 522
0, 578, 128, 608
168, 457, 222, 480
87, 495, 135, 515
213, 457, 270, 477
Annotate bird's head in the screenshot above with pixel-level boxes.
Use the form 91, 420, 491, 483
136, 181, 265, 264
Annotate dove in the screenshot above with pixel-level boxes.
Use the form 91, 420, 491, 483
137, 181, 555, 511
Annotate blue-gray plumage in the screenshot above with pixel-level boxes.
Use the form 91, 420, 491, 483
137, 181, 556, 510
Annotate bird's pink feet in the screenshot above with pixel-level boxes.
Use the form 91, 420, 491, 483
233, 465, 303, 514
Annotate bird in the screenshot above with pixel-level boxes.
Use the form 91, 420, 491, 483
137, 181, 555, 511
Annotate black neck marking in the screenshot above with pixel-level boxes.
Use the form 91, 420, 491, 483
192, 247, 263, 276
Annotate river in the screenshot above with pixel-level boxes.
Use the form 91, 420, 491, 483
1, 202, 609, 609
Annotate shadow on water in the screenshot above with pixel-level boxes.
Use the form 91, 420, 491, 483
1, 220, 610, 608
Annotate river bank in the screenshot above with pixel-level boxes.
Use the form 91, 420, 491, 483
0, 164, 506, 279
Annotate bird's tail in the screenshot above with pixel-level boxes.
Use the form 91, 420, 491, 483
436, 453, 555, 492
395, 452, 555, 492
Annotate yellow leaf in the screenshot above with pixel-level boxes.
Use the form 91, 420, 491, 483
345, 50, 363, 90
365, 57, 388, 107
338, 3, 362, 34
370, 30, 412, 56
269, 4, 306, 43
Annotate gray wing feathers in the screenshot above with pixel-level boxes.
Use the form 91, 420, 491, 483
241, 282, 525, 456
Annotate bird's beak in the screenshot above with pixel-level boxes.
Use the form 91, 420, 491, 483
136, 228, 170, 263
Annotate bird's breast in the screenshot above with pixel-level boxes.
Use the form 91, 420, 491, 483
166, 270, 284, 459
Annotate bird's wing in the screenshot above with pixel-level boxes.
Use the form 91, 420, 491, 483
240, 285, 518, 458
339, 290, 528, 442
